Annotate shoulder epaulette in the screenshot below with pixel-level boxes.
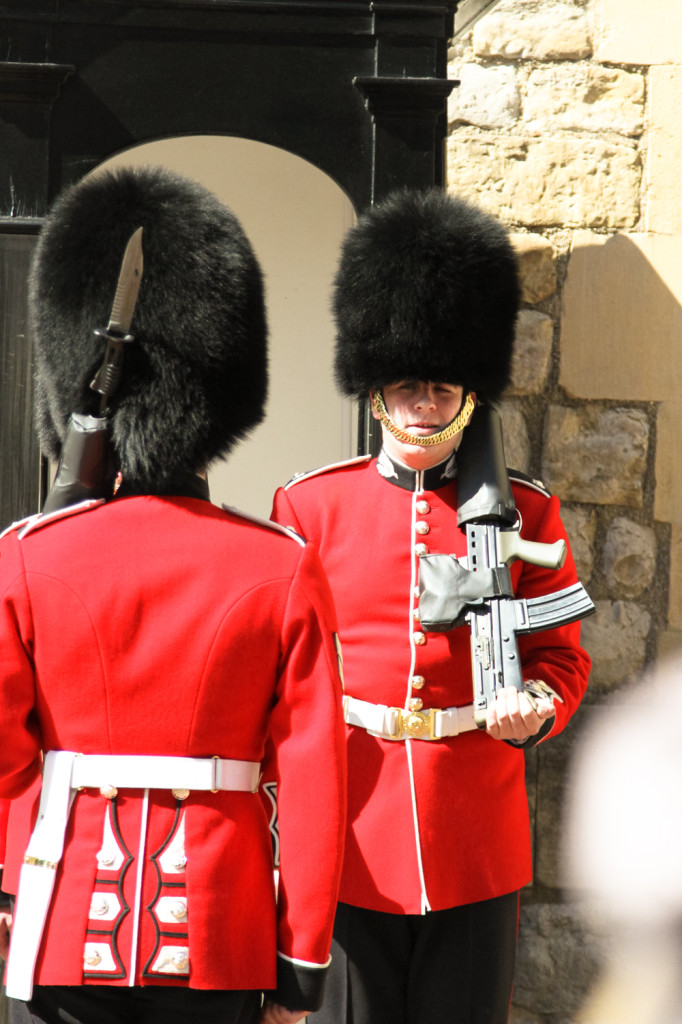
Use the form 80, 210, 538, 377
508, 469, 551, 498
0, 498, 106, 542
283, 454, 371, 490
221, 505, 306, 547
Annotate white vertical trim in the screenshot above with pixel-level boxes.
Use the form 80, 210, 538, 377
405, 740, 431, 914
128, 788, 150, 985
405, 477, 431, 913
405, 478, 422, 706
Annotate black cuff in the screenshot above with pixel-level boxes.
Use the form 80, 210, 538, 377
267, 954, 330, 1012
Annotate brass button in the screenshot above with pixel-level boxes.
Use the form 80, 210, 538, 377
413, 631, 426, 646
90, 895, 109, 917
84, 947, 102, 967
409, 697, 424, 711
412, 675, 426, 690
412, 607, 421, 622
99, 785, 117, 800
415, 521, 430, 536
172, 950, 189, 971
416, 500, 430, 514
170, 900, 188, 921
172, 789, 190, 801
415, 543, 429, 556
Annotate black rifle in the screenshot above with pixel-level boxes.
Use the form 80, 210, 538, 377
41, 227, 143, 515
418, 404, 594, 727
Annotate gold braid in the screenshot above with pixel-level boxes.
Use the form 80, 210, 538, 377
371, 390, 476, 447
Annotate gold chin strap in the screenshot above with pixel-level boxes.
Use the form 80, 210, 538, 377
372, 390, 476, 447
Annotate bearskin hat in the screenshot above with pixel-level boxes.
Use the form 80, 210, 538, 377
31, 165, 267, 488
333, 188, 519, 404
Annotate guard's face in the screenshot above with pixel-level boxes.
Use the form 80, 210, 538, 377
372, 380, 469, 469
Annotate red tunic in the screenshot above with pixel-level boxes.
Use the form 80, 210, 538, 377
0, 494, 346, 998
272, 452, 590, 915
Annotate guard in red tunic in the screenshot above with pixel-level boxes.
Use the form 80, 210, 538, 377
271, 190, 591, 1024
0, 167, 346, 1024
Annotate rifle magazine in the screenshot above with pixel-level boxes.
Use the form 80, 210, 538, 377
521, 583, 595, 634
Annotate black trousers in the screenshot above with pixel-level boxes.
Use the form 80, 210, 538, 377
9, 985, 261, 1024
309, 893, 519, 1024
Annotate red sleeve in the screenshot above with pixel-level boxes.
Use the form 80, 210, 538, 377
515, 493, 591, 739
0, 799, 9, 869
0, 535, 43, 798
267, 539, 346, 1007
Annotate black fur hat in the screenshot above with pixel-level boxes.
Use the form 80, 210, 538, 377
333, 188, 519, 403
31, 165, 267, 487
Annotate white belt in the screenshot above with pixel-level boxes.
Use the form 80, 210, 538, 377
70, 753, 261, 794
343, 695, 478, 741
5, 751, 261, 1001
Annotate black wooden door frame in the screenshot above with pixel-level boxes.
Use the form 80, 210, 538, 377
0, 0, 459, 522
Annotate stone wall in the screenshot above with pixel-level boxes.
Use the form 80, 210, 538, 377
446, 0, 682, 1019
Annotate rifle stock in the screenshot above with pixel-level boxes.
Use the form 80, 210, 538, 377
41, 413, 116, 515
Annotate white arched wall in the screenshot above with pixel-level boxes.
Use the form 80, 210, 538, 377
96, 136, 357, 517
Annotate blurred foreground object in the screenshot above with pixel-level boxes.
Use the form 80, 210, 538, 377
565, 659, 682, 1024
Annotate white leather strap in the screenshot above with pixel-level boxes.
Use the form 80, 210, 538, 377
432, 703, 478, 737
70, 753, 260, 793
5, 751, 78, 1001
344, 696, 400, 736
4, 751, 261, 1001
343, 696, 478, 741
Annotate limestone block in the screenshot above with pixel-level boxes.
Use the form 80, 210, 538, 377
594, 0, 682, 65
560, 505, 597, 582
560, 232, 682, 402
648, 66, 682, 235
542, 405, 649, 507
524, 65, 644, 137
474, 0, 591, 61
508, 310, 553, 396
499, 401, 531, 473
602, 517, 656, 599
447, 132, 640, 228
447, 62, 520, 129
510, 330, 550, 400
514, 901, 602, 1016
511, 232, 556, 303
579, 600, 651, 690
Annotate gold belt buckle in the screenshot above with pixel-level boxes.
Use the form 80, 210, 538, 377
397, 708, 435, 739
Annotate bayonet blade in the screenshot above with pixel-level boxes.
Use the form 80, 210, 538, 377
107, 226, 144, 335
